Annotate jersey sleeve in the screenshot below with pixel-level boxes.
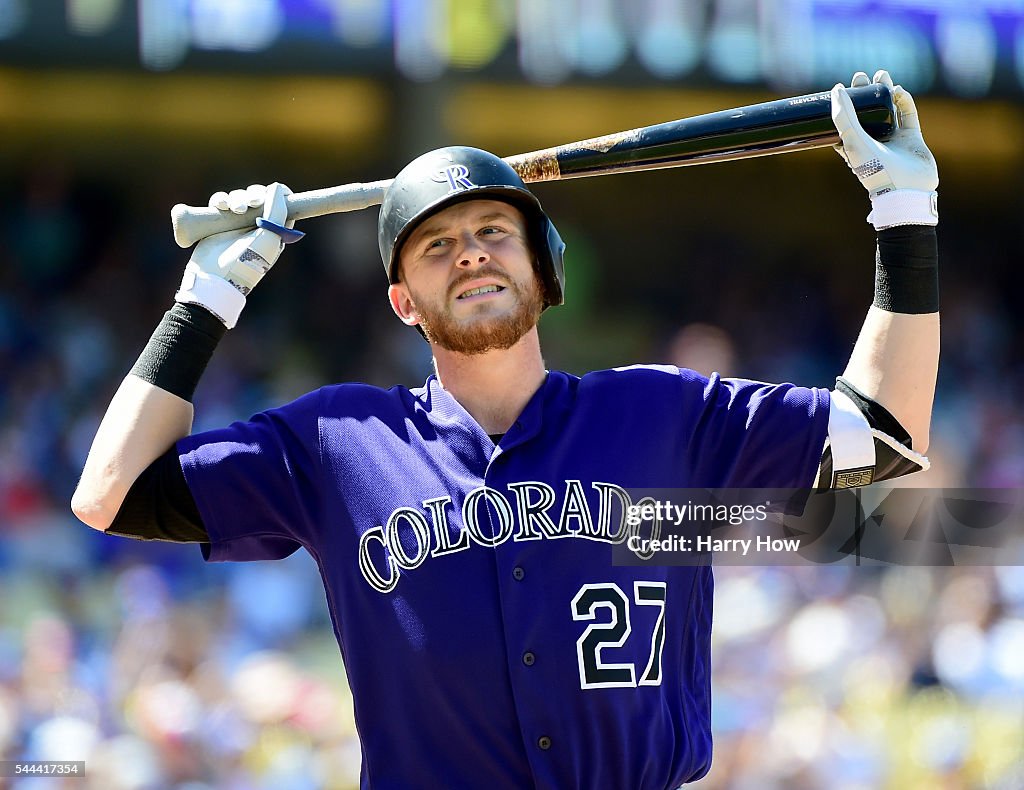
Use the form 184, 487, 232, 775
176, 389, 323, 562
681, 369, 830, 489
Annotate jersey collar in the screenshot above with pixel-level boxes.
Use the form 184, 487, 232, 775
417, 372, 571, 452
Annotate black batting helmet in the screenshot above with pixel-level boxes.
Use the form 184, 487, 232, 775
377, 146, 566, 307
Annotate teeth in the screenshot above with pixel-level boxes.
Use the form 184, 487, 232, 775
459, 285, 501, 299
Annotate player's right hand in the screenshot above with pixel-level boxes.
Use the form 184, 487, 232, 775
831, 70, 939, 230
175, 182, 304, 328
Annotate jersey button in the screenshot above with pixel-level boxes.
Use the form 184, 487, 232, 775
522, 651, 535, 666
512, 566, 525, 581
537, 736, 552, 750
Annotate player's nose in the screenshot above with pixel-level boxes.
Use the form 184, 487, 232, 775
454, 233, 490, 268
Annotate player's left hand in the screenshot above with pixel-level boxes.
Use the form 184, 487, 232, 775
831, 70, 938, 229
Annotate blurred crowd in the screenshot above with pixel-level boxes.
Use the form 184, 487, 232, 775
0, 159, 1022, 788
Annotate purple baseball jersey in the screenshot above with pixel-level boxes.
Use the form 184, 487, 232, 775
177, 365, 829, 789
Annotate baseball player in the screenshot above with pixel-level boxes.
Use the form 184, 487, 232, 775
72, 70, 938, 788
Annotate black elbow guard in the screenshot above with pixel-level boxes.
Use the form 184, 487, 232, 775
816, 377, 928, 489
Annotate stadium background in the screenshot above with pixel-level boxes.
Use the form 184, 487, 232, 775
1, 1, 1022, 787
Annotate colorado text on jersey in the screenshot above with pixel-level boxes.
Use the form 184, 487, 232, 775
359, 480, 659, 593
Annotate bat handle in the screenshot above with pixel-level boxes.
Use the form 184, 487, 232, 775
170, 179, 394, 248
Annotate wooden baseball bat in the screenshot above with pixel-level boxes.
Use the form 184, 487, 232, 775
171, 84, 895, 248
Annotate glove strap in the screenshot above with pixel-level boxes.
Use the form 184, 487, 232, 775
867, 189, 938, 230
175, 261, 247, 329
256, 217, 305, 243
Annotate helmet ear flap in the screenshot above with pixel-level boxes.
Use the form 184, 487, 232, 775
538, 219, 566, 308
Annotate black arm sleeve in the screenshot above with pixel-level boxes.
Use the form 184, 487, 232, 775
107, 447, 210, 543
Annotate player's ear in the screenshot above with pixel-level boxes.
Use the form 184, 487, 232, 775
388, 283, 420, 327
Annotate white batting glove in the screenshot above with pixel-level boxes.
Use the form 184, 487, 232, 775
175, 182, 304, 328
832, 70, 939, 230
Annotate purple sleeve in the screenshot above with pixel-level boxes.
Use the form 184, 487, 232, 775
176, 389, 322, 562
682, 369, 830, 489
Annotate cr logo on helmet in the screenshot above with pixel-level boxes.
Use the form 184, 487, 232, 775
431, 165, 476, 193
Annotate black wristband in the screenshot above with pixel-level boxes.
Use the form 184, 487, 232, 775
873, 226, 938, 314
130, 302, 227, 402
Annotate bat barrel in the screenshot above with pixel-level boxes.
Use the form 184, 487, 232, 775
507, 84, 896, 182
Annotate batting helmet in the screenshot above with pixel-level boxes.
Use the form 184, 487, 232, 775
377, 146, 566, 307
